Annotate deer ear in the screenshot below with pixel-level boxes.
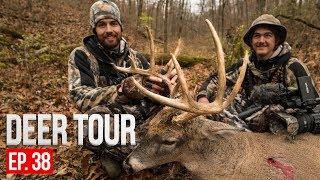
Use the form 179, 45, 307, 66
215, 129, 238, 138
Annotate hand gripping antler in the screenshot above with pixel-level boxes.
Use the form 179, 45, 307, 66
131, 19, 249, 115
112, 26, 181, 97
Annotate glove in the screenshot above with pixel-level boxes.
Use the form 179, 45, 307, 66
120, 75, 145, 100
249, 83, 286, 105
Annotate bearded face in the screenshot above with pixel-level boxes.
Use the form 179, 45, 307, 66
95, 18, 122, 49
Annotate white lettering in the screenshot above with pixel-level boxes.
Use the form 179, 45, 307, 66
6, 114, 21, 146
88, 114, 103, 146
38, 114, 51, 145
74, 114, 88, 145
52, 114, 68, 145
121, 114, 136, 145
23, 114, 36, 145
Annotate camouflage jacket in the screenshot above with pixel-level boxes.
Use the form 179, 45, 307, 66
68, 35, 161, 124
197, 42, 317, 109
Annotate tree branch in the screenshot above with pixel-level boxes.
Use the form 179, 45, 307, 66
276, 14, 320, 31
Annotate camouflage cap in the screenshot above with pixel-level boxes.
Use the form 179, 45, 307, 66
90, 0, 122, 29
243, 14, 287, 47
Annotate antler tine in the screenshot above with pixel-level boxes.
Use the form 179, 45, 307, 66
222, 50, 249, 108
112, 63, 150, 76
205, 19, 226, 107
162, 39, 182, 74
172, 112, 198, 123
148, 107, 176, 129
146, 26, 156, 72
112, 49, 144, 74
171, 82, 180, 97
164, 39, 182, 97
170, 52, 196, 107
174, 39, 182, 55
113, 27, 183, 97
129, 52, 138, 69
172, 51, 248, 123
130, 20, 248, 119
113, 26, 155, 76
131, 77, 192, 111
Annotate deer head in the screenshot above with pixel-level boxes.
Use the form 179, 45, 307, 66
124, 107, 245, 176
114, 19, 249, 176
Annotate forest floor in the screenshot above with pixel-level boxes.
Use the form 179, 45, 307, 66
1, 0, 320, 179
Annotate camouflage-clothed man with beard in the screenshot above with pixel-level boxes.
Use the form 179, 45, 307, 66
197, 14, 319, 134
68, 0, 176, 177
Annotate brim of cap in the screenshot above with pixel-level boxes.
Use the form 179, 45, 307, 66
243, 23, 287, 47
93, 14, 122, 28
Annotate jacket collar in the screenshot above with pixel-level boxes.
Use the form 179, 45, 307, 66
249, 42, 291, 71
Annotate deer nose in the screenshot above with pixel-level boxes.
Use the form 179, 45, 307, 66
123, 158, 135, 174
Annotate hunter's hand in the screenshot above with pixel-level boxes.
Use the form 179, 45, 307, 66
167, 68, 178, 86
249, 83, 286, 104
119, 71, 177, 99
145, 66, 177, 96
161, 60, 178, 86
146, 69, 177, 96
198, 97, 209, 104
119, 75, 145, 99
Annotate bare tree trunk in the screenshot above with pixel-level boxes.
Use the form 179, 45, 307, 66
220, 0, 225, 37
148, 2, 156, 29
298, 0, 303, 7
137, 0, 144, 27
225, 0, 231, 31
200, 0, 206, 16
211, 0, 216, 25
257, 0, 266, 14
128, 0, 132, 15
155, 0, 164, 38
178, 0, 185, 38
238, 0, 245, 25
245, 0, 249, 24
287, 0, 297, 15
131, 0, 137, 28
164, 0, 169, 53
169, 0, 175, 38
264, 0, 268, 12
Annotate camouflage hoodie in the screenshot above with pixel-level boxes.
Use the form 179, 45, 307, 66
197, 42, 316, 106
68, 35, 161, 124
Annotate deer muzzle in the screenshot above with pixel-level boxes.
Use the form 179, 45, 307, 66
123, 156, 145, 173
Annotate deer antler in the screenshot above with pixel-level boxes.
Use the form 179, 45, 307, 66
112, 26, 181, 97
131, 19, 249, 117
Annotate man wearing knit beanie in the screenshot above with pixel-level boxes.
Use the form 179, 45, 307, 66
90, 0, 123, 49
68, 0, 177, 178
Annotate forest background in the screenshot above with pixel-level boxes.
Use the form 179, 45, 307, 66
0, 0, 320, 178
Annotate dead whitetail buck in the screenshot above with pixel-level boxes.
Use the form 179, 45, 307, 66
114, 20, 320, 179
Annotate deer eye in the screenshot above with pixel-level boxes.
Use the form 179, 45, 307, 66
162, 138, 177, 145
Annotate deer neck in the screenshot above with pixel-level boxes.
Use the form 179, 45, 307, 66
180, 131, 252, 178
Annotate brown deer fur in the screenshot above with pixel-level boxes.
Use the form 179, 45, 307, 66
126, 113, 320, 179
